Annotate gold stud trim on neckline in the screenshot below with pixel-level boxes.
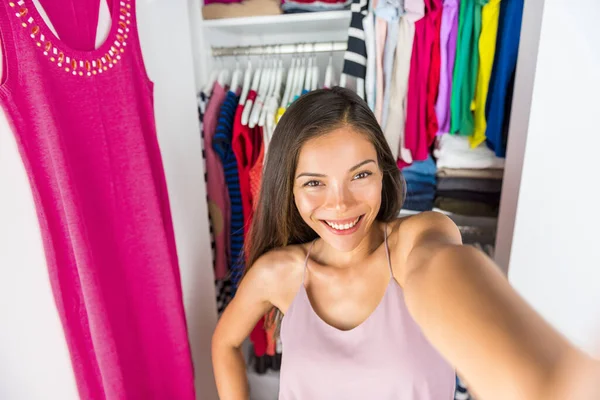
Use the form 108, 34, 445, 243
13, 0, 132, 78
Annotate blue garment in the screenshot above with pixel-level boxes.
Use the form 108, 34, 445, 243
406, 181, 436, 196
402, 196, 435, 212
376, 0, 404, 129
212, 91, 245, 290
484, 0, 524, 157
402, 154, 437, 174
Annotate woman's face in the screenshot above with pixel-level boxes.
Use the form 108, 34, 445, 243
293, 127, 383, 252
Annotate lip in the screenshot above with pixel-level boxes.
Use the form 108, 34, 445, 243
320, 215, 364, 236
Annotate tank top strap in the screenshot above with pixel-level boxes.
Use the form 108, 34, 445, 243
303, 239, 317, 284
383, 223, 393, 279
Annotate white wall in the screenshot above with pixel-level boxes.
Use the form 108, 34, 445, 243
507, 0, 600, 353
0, 1, 218, 399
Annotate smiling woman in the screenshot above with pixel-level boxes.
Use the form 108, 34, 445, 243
211, 87, 600, 400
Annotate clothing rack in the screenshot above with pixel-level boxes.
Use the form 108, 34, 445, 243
211, 41, 347, 57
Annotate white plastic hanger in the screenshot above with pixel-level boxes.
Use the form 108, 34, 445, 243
217, 56, 230, 88
288, 52, 304, 106
259, 56, 283, 127
339, 72, 347, 88
324, 49, 334, 89
242, 57, 263, 126
294, 57, 307, 100
311, 53, 319, 91
280, 57, 296, 109
202, 69, 218, 96
303, 48, 313, 94
249, 57, 273, 128
238, 57, 252, 106
230, 54, 242, 93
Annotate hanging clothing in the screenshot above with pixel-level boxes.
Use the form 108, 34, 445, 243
379, 0, 404, 130
403, 0, 443, 165
213, 91, 245, 289
470, 0, 501, 148
450, 0, 487, 135
203, 82, 231, 280
434, 0, 460, 135
342, 0, 369, 91
374, 2, 387, 123
279, 228, 455, 399
0, 1, 195, 398
232, 90, 258, 237
424, 0, 443, 142
363, 0, 377, 110
485, 0, 524, 157
383, 0, 425, 162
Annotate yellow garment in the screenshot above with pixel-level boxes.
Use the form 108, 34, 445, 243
275, 107, 286, 123
470, 0, 501, 148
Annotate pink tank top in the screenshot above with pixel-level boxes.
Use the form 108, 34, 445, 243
0, 1, 194, 399
280, 226, 455, 399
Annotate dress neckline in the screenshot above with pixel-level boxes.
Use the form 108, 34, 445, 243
21, 0, 121, 56
296, 223, 396, 333
10, 0, 133, 77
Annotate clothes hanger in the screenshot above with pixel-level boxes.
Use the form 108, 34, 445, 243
242, 56, 263, 126
230, 52, 242, 93
280, 56, 296, 109
303, 44, 313, 94
288, 47, 304, 106
249, 55, 273, 128
324, 43, 334, 89
217, 56, 230, 88
203, 69, 218, 96
293, 50, 307, 101
311, 52, 319, 91
238, 52, 252, 106
259, 51, 279, 127
356, 77, 365, 99
260, 49, 284, 127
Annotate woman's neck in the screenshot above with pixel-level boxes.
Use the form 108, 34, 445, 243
315, 221, 386, 268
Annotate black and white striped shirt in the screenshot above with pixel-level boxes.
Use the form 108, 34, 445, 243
342, 0, 369, 79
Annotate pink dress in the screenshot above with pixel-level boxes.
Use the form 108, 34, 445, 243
279, 227, 455, 399
0, 1, 195, 399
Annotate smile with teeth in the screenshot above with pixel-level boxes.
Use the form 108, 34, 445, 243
324, 216, 361, 231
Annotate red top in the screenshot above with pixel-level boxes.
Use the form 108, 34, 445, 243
231, 90, 261, 236
404, 0, 443, 163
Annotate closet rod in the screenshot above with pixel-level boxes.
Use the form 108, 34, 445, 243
211, 41, 347, 57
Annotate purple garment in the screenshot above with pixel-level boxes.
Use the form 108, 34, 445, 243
435, 0, 460, 135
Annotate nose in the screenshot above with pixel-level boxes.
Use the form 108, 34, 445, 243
326, 183, 355, 214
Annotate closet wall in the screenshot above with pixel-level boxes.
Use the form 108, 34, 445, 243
506, 0, 600, 352
0, 1, 218, 399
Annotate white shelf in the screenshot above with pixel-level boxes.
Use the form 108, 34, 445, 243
201, 11, 351, 48
203, 10, 350, 29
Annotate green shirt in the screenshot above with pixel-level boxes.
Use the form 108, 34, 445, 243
450, 0, 488, 136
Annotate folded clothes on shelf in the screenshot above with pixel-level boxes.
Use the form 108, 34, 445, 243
281, 0, 352, 13
434, 134, 505, 170
202, 0, 282, 20
437, 177, 503, 192
436, 167, 504, 179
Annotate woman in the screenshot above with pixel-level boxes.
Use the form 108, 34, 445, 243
212, 87, 599, 399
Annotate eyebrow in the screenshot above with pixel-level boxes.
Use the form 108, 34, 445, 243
295, 159, 376, 179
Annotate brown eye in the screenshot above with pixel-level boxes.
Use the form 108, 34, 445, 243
304, 180, 321, 187
353, 171, 372, 180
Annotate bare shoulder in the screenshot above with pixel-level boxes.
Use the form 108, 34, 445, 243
386, 212, 462, 284
388, 211, 461, 244
246, 243, 309, 312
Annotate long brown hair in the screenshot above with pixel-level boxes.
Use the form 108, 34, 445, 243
245, 87, 404, 329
